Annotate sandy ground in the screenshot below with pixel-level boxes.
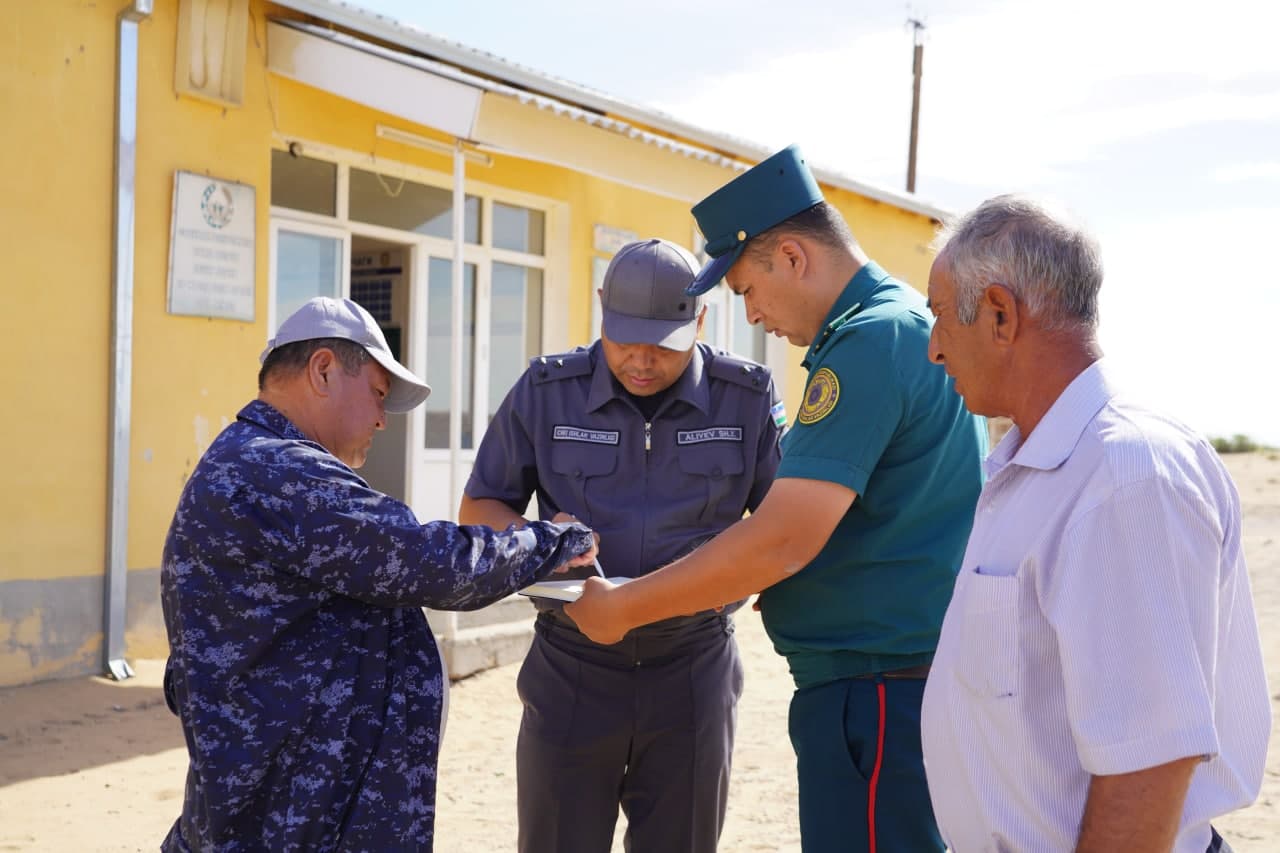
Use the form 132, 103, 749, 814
1, 452, 1277, 852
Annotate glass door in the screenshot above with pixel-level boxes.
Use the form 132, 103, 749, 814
268, 220, 350, 333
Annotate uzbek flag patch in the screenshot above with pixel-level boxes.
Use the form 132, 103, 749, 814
770, 400, 787, 428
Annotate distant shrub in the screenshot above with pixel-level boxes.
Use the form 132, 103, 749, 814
1210, 434, 1260, 454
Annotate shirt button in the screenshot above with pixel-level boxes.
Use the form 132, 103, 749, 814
711, 466, 723, 478
573, 469, 583, 479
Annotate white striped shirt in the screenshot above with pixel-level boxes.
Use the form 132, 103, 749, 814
920, 360, 1269, 853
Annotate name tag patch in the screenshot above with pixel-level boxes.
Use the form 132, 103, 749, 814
552, 425, 620, 445
677, 427, 743, 445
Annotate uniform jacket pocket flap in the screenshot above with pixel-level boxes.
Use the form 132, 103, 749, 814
550, 444, 618, 479
677, 446, 745, 479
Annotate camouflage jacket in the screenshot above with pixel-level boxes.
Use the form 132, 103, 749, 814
160, 400, 592, 852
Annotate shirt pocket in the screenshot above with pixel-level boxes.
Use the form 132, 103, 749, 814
952, 568, 1021, 700
549, 443, 619, 525
677, 444, 746, 524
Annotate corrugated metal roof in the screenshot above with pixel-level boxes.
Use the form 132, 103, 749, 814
270, 0, 949, 220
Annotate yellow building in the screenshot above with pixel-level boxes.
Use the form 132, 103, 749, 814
0, 0, 948, 687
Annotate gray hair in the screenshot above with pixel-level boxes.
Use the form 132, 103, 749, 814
931, 195, 1102, 331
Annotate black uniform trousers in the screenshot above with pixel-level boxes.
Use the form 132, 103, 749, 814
516, 612, 743, 853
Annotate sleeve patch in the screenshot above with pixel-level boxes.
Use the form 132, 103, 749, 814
798, 368, 840, 425
770, 400, 787, 428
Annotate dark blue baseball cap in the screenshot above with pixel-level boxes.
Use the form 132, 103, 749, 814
687, 144, 826, 296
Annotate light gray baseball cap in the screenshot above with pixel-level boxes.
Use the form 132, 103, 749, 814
260, 297, 431, 413
601, 238, 704, 351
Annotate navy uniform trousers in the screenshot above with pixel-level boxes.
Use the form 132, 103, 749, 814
789, 674, 940, 853
516, 612, 743, 853
788, 675, 1236, 853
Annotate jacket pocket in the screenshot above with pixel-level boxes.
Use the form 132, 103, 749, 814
549, 444, 619, 525
677, 444, 746, 524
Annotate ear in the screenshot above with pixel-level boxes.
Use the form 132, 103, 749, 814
776, 238, 807, 278
983, 285, 1020, 346
307, 348, 338, 399
694, 304, 708, 335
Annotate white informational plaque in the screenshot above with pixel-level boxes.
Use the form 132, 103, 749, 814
167, 170, 256, 321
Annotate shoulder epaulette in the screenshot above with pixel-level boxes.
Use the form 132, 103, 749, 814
706, 349, 772, 393
810, 301, 864, 358
529, 347, 594, 384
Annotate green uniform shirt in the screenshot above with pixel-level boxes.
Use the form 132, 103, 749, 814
760, 261, 987, 689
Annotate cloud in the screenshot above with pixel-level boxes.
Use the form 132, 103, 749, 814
655, 0, 1280, 194
1211, 162, 1280, 183
1098, 207, 1279, 444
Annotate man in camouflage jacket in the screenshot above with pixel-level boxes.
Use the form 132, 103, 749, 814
161, 298, 595, 852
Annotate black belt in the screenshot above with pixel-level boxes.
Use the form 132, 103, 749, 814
535, 610, 733, 667
853, 663, 931, 680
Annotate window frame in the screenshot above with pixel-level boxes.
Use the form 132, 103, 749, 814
267, 138, 563, 463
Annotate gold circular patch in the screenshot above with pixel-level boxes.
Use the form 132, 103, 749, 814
798, 367, 840, 425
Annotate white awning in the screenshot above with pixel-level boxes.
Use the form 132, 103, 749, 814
266, 20, 483, 140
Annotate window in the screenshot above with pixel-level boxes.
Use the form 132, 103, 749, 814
492, 202, 545, 254
349, 168, 481, 241
424, 259, 477, 449
270, 150, 337, 216
490, 263, 544, 422
272, 226, 344, 333
269, 146, 555, 461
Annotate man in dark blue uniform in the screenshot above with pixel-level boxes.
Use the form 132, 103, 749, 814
567, 148, 987, 853
460, 238, 785, 853
160, 297, 596, 852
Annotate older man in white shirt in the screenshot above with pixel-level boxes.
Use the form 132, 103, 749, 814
919, 195, 1269, 853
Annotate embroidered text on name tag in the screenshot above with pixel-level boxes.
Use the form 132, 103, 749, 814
552, 425, 620, 445
677, 427, 743, 445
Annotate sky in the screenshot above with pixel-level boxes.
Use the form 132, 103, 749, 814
360, 0, 1279, 445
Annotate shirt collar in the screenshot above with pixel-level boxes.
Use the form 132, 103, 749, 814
237, 399, 310, 442
802, 261, 888, 368
585, 340, 710, 415
984, 358, 1117, 476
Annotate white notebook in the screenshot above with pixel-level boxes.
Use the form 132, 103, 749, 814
518, 576, 632, 603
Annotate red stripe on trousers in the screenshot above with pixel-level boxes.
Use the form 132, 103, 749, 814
867, 680, 887, 853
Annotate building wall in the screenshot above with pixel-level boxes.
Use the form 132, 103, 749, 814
0, 0, 941, 687
1, 1, 121, 683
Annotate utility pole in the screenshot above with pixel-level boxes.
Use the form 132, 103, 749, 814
906, 17, 926, 193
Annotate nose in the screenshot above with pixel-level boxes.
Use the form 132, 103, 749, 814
927, 325, 944, 364
375, 402, 387, 431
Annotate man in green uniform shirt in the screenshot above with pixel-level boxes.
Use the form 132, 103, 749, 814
568, 145, 987, 853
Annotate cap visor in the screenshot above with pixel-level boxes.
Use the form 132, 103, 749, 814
685, 247, 741, 296
365, 348, 432, 413
602, 311, 698, 351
